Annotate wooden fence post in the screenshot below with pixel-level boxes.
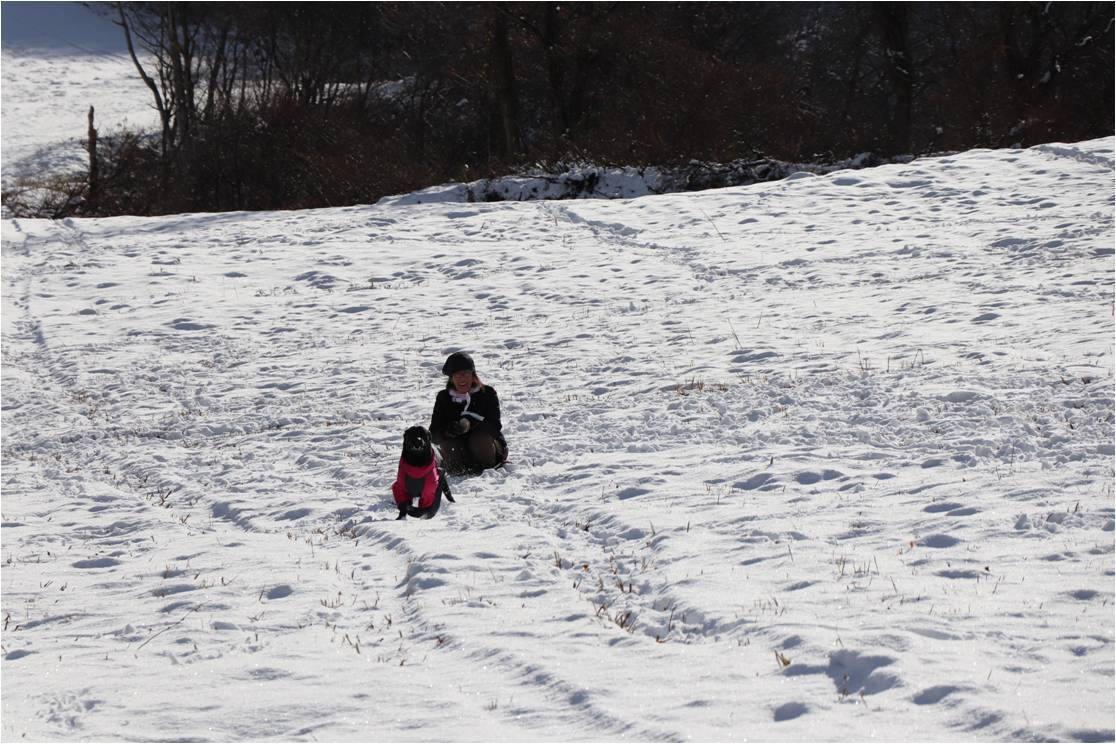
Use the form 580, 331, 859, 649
87, 105, 99, 213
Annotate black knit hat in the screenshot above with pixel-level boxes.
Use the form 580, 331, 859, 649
442, 352, 475, 376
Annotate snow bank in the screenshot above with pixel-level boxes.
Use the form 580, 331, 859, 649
377, 153, 920, 206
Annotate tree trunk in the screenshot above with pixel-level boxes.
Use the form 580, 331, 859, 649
116, 4, 173, 197
875, 3, 913, 154
541, 6, 569, 136
490, 11, 521, 159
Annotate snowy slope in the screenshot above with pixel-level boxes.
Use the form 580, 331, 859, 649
2, 138, 1114, 742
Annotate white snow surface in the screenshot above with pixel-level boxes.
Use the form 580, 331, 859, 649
1, 3, 158, 190
377, 166, 669, 205
2, 135, 1114, 741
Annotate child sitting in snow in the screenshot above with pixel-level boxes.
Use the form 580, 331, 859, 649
429, 352, 508, 474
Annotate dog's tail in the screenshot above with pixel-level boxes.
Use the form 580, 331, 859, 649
439, 468, 455, 503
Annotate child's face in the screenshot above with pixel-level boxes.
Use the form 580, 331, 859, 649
451, 371, 473, 392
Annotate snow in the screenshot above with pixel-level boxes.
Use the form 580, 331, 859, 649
377, 166, 668, 205
2, 14, 1115, 742
1, 2, 157, 191
2, 136, 1113, 741
374, 157, 924, 208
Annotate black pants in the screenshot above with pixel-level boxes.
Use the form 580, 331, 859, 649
434, 430, 507, 474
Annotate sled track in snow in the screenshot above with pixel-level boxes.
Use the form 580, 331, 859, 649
1033, 142, 1115, 171
346, 523, 686, 742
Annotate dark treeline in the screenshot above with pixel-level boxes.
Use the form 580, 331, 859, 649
81, 1, 1113, 215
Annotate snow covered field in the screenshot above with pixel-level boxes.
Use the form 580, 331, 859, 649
2, 132, 1114, 740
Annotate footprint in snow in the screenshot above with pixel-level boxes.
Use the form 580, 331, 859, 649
912, 685, 963, 705
773, 702, 809, 721
794, 469, 843, 485
923, 502, 979, 516
936, 569, 984, 579
784, 649, 900, 696
736, 472, 776, 491
276, 508, 312, 521
920, 533, 962, 548
71, 557, 120, 569
265, 585, 293, 600
168, 318, 214, 331
1064, 589, 1101, 601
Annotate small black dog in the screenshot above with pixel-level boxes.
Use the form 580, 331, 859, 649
392, 426, 454, 520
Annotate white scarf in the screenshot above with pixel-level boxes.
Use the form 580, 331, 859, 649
449, 385, 485, 421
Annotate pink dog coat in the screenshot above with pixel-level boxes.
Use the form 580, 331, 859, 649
391, 456, 440, 509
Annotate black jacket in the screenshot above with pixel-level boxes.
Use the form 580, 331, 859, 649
430, 385, 506, 447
